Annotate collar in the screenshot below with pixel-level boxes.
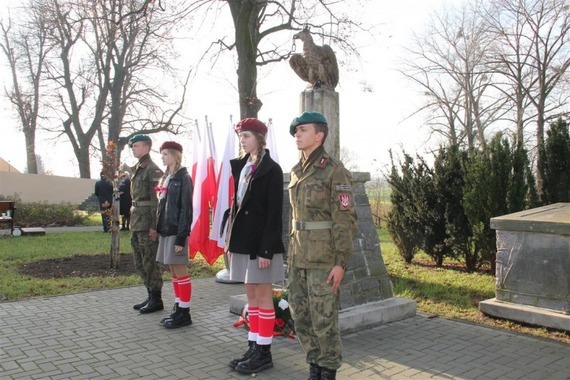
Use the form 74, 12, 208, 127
301, 145, 326, 171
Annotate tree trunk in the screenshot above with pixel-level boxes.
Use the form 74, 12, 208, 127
24, 129, 38, 174
76, 147, 92, 179
229, 1, 263, 119
109, 144, 121, 269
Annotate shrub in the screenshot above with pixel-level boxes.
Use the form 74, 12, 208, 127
539, 118, 570, 203
0, 194, 88, 227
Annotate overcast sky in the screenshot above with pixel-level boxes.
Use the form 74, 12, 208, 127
0, 0, 446, 178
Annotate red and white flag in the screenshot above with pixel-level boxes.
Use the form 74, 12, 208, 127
189, 122, 218, 262
207, 122, 237, 264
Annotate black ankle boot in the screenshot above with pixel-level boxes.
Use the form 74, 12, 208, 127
160, 303, 178, 325
163, 307, 192, 329
321, 367, 337, 380
235, 344, 273, 374
308, 363, 322, 380
140, 290, 164, 314
228, 341, 256, 369
133, 288, 150, 310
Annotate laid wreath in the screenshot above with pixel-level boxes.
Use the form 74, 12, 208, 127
233, 288, 296, 339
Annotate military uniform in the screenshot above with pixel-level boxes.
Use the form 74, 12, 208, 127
287, 144, 357, 371
130, 153, 164, 292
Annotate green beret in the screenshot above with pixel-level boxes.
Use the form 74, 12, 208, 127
289, 111, 328, 136
128, 134, 152, 147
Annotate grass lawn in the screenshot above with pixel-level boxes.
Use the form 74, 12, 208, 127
378, 228, 569, 344
0, 230, 224, 301
0, 227, 567, 344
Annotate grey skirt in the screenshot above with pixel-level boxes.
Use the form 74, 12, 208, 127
156, 235, 190, 265
229, 252, 285, 284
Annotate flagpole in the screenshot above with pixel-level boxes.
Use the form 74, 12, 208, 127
215, 115, 241, 284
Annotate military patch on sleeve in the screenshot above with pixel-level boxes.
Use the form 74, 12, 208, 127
335, 184, 352, 191
339, 193, 351, 210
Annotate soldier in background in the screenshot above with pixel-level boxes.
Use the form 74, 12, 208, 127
128, 134, 164, 314
287, 112, 357, 380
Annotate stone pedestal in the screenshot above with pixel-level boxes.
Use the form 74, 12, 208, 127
299, 89, 339, 160
229, 172, 416, 334
228, 87, 416, 333
479, 203, 570, 331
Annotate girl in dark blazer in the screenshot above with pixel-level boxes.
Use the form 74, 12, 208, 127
226, 118, 285, 375
155, 141, 194, 329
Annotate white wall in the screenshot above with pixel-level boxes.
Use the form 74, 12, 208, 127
0, 172, 96, 204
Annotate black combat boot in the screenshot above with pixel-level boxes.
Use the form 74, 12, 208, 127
308, 363, 322, 380
139, 290, 164, 314
321, 367, 337, 380
133, 288, 150, 310
235, 344, 273, 374
160, 303, 178, 325
228, 341, 256, 369
163, 307, 191, 329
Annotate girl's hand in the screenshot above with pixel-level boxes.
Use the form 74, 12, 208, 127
258, 257, 271, 269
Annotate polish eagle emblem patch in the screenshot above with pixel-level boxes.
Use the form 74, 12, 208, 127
339, 194, 351, 210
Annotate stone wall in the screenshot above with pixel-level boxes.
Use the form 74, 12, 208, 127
0, 172, 96, 204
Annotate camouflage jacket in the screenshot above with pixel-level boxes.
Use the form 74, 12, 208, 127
287, 145, 357, 269
130, 153, 163, 232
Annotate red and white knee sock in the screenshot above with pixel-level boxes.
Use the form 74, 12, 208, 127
257, 308, 275, 345
247, 306, 259, 342
171, 276, 180, 304
178, 275, 192, 309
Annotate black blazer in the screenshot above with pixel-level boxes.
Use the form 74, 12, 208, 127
156, 167, 193, 247
227, 150, 285, 260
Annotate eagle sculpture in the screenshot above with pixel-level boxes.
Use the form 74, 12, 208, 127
289, 29, 339, 91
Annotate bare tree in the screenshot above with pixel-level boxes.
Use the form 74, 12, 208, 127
190, 0, 365, 119
401, 0, 507, 151
485, 0, 570, 195
0, 1, 52, 174
85, 0, 191, 162
33, 0, 192, 178
339, 146, 359, 171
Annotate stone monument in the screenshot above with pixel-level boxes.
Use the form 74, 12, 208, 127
480, 202, 570, 331
230, 29, 416, 334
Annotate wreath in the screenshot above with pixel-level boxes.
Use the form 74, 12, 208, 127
233, 288, 296, 339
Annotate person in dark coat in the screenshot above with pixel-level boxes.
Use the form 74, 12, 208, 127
118, 172, 132, 230
155, 140, 194, 329
226, 118, 285, 375
94, 171, 113, 232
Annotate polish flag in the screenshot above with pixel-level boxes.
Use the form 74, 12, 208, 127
189, 122, 217, 262
207, 122, 237, 264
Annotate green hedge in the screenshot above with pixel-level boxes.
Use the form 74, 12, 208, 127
0, 195, 88, 227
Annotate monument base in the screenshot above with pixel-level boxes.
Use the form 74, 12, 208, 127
215, 269, 242, 284
480, 298, 570, 332
229, 294, 416, 334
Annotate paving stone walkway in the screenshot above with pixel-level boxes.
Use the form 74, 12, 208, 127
1, 277, 569, 379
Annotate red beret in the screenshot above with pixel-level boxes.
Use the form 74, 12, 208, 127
159, 141, 183, 153
235, 118, 268, 136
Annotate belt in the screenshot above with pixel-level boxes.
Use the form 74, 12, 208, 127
293, 220, 333, 231
132, 200, 154, 207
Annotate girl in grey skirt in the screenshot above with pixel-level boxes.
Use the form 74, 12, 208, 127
226, 118, 285, 375
155, 141, 193, 329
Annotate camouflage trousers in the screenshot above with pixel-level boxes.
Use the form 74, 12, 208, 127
288, 266, 342, 370
131, 231, 163, 291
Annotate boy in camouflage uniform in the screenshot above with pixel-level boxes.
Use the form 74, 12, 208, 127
129, 134, 164, 314
287, 112, 357, 380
